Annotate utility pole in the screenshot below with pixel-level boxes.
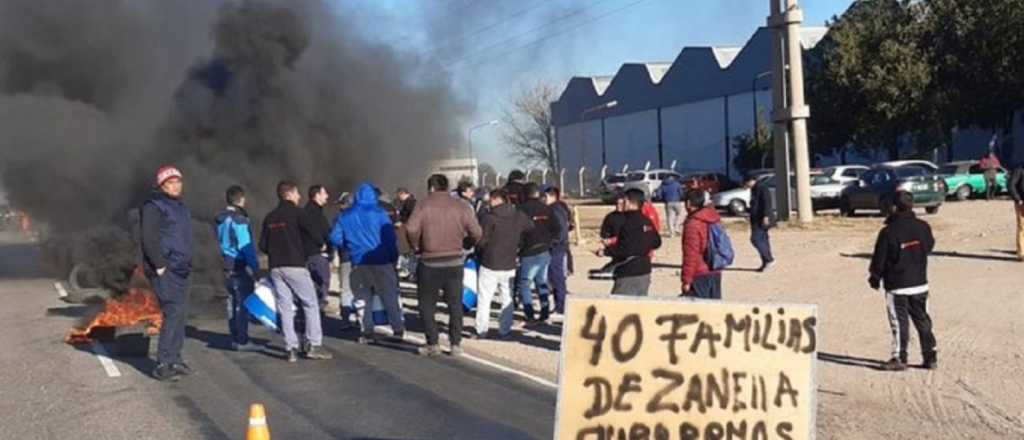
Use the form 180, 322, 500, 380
768, 0, 813, 223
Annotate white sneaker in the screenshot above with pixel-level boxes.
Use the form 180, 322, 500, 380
232, 342, 264, 352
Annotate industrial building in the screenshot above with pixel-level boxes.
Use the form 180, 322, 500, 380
551, 25, 1024, 195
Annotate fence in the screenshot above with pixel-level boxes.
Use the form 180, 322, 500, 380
478, 160, 683, 199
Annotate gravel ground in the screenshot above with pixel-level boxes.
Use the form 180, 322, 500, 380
389, 199, 1024, 439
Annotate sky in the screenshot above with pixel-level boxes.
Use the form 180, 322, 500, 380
335, 0, 855, 173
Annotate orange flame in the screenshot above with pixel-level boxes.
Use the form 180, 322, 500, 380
66, 268, 163, 344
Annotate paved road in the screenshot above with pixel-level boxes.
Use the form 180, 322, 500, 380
0, 232, 556, 439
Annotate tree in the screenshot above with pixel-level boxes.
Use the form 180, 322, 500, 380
806, 0, 941, 160
501, 81, 558, 173
732, 111, 774, 174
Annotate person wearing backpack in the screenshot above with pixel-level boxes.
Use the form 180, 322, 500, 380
681, 190, 725, 299
600, 189, 662, 296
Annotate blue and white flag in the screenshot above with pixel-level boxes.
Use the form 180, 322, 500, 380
371, 295, 389, 326
244, 278, 279, 331
462, 258, 479, 312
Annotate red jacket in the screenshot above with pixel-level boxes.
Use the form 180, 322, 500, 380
642, 201, 661, 258
681, 206, 722, 285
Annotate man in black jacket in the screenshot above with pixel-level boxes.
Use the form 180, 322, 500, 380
304, 185, 332, 309
472, 189, 533, 338
516, 183, 560, 322
746, 174, 775, 271
140, 165, 194, 381
1010, 163, 1024, 261
601, 189, 662, 296
868, 191, 937, 371
260, 181, 333, 363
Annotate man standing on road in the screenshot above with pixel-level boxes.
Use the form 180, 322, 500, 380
980, 152, 1002, 201
330, 183, 406, 345
543, 186, 573, 315
1010, 163, 1024, 261
657, 176, 685, 237
304, 185, 332, 310
472, 189, 533, 339
516, 183, 560, 322
601, 189, 661, 296
140, 166, 194, 381
681, 190, 724, 299
746, 174, 775, 272
406, 174, 482, 357
259, 181, 333, 363
215, 185, 262, 352
869, 191, 938, 371
394, 188, 417, 279
334, 192, 357, 329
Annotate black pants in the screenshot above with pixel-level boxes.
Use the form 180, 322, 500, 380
885, 292, 937, 362
417, 264, 463, 346
306, 254, 331, 306
150, 272, 191, 365
750, 224, 774, 265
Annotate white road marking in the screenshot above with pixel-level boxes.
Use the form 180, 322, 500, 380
54, 282, 68, 299
91, 343, 122, 378
402, 334, 557, 389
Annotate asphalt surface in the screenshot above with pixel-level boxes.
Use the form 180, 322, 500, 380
0, 231, 556, 439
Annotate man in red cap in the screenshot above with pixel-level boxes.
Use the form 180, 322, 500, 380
140, 165, 195, 381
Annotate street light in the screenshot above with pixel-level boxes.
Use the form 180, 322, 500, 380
467, 119, 499, 162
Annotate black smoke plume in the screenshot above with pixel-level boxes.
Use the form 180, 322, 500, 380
0, 0, 469, 292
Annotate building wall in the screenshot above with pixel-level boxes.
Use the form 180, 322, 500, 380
603, 110, 658, 171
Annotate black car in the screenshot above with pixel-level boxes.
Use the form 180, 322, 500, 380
839, 165, 945, 216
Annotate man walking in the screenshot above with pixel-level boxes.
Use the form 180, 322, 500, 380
215, 185, 262, 352
304, 185, 332, 310
406, 174, 482, 356
330, 183, 406, 344
602, 189, 661, 296
681, 190, 724, 299
980, 152, 1002, 201
259, 181, 333, 363
517, 183, 560, 322
746, 174, 775, 271
657, 176, 684, 237
1010, 163, 1024, 261
141, 166, 194, 381
544, 186, 573, 314
869, 191, 938, 371
472, 189, 533, 339
334, 192, 357, 329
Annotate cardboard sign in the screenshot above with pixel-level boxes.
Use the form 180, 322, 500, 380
556, 296, 818, 440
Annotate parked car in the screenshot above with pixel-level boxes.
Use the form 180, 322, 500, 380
820, 165, 869, 185
676, 171, 736, 197
880, 159, 940, 172
598, 173, 629, 203
937, 161, 1008, 201
809, 174, 849, 210
839, 165, 945, 216
711, 174, 772, 216
621, 169, 682, 200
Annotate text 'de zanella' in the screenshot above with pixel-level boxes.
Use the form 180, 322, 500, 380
555, 296, 818, 440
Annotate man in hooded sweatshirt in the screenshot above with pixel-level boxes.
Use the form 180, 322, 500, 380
601, 189, 661, 296
471, 189, 533, 338
330, 183, 405, 344
681, 190, 724, 299
517, 183, 561, 322
215, 185, 261, 352
140, 165, 194, 381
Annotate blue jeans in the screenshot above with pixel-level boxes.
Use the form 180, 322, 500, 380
517, 252, 551, 319
225, 272, 254, 345
750, 224, 774, 265
691, 273, 722, 300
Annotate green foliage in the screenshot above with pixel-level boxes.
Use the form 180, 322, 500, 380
732, 112, 773, 174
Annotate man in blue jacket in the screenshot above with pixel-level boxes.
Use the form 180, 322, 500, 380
140, 166, 194, 381
215, 185, 262, 352
656, 176, 684, 237
330, 183, 405, 344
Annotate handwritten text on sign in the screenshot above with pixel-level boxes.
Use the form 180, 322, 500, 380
556, 297, 817, 440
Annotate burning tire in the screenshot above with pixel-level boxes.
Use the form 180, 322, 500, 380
63, 263, 116, 304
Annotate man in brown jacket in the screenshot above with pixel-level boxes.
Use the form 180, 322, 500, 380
406, 174, 483, 356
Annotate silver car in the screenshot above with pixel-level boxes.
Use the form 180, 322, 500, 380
621, 169, 682, 200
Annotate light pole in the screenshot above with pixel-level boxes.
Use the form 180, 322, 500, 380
467, 119, 499, 162
579, 100, 619, 195
752, 71, 771, 132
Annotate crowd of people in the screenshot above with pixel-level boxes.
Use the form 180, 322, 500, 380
133, 159, 1024, 381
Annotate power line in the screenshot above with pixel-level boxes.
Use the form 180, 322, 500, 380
451, 0, 659, 69
430, 0, 550, 55
443, 0, 619, 65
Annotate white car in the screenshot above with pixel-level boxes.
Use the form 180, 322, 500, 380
880, 160, 939, 172
712, 174, 772, 216
820, 165, 869, 185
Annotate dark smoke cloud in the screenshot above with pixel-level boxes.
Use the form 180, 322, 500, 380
0, 0, 471, 290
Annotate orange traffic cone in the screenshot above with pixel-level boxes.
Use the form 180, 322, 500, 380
247, 403, 270, 440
